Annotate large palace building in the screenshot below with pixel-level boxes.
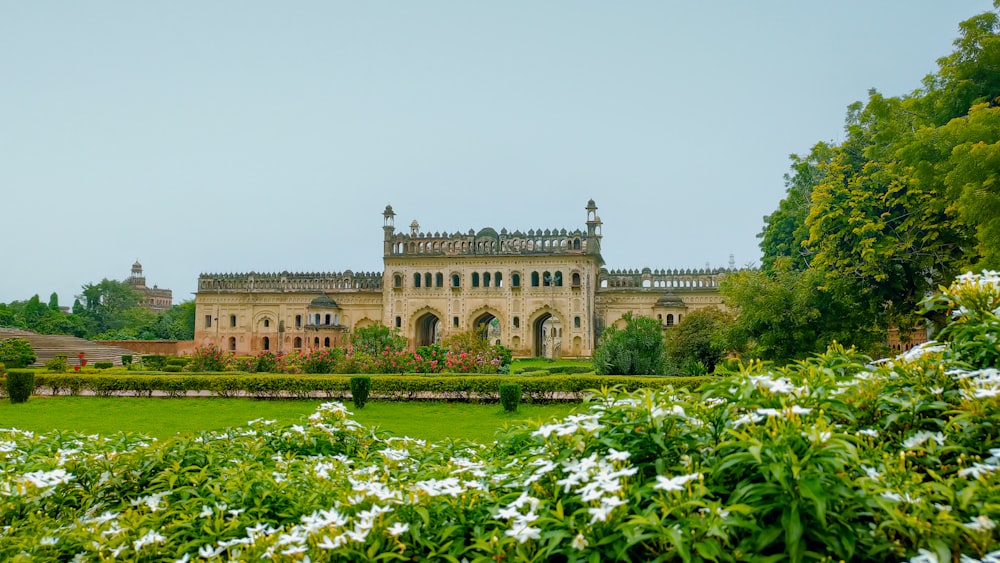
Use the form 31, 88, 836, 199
194, 201, 732, 358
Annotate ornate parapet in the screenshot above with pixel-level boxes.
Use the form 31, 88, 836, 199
598, 267, 734, 289
386, 226, 597, 258
197, 271, 383, 293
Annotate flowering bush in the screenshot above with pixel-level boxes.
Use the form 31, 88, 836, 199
1, 273, 996, 561
187, 344, 233, 372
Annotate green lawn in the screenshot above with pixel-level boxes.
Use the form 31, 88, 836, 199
0, 396, 582, 443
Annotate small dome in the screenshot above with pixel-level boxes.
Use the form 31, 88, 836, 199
309, 294, 341, 309
476, 227, 500, 239
655, 291, 685, 308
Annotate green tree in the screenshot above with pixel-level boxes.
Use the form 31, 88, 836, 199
665, 307, 733, 373
592, 313, 667, 375
77, 279, 144, 335
47, 292, 59, 311
0, 337, 37, 368
722, 266, 881, 363
758, 143, 833, 273
349, 324, 407, 356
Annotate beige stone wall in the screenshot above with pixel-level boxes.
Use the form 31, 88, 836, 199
595, 289, 726, 331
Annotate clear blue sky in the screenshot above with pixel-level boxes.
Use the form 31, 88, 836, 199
1, 1, 994, 306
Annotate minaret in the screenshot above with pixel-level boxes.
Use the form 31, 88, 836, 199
585, 199, 602, 254
383, 205, 396, 256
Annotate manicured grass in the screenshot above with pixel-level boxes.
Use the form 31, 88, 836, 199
511, 357, 594, 372
0, 396, 582, 443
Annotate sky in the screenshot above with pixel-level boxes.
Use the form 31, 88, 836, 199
1, 1, 995, 306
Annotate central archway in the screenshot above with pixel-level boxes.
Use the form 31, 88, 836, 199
533, 313, 562, 358
415, 313, 441, 347
473, 312, 501, 346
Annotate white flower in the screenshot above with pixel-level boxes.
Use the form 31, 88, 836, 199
317, 535, 346, 550
959, 463, 999, 479
857, 429, 879, 438
571, 533, 588, 551
606, 448, 630, 462
965, 515, 997, 532
198, 544, 224, 558
910, 548, 939, 563
505, 524, 541, 543
789, 405, 812, 415
133, 530, 166, 550
198, 505, 213, 518
901, 431, 945, 450
653, 473, 701, 492
387, 522, 409, 537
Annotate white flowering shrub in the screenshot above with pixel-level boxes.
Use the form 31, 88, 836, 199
0, 272, 998, 561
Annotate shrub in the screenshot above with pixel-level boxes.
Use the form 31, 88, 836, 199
94, 362, 113, 370
593, 313, 668, 375
350, 325, 407, 357
0, 337, 36, 368
163, 365, 183, 373
188, 345, 232, 372
121, 355, 133, 366
143, 355, 167, 370
665, 306, 733, 373
45, 354, 68, 372
499, 383, 522, 412
6, 369, 35, 403
349, 376, 371, 408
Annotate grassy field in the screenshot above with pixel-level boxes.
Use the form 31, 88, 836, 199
0, 396, 583, 443
511, 357, 594, 372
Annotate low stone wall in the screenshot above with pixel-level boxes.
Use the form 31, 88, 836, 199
96, 340, 197, 356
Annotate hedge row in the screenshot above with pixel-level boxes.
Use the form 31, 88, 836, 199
28, 372, 709, 401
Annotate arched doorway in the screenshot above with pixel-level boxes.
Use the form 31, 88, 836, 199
415, 313, 441, 347
473, 313, 501, 345
533, 313, 562, 358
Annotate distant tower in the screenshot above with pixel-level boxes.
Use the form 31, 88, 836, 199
383, 204, 396, 256
729, 254, 736, 270
129, 260, 147, 289
410, 219, 420, 235
585, 199, 602, 254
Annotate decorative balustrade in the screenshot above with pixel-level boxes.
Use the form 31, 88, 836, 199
198, 271, 383, 293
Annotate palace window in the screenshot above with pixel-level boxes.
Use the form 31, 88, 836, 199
571, 272, 581, 287
295, 314, 302, 328
395, 316, 402, 328
436, 273, 444, 287
394, 274, 402, 288
324, 337, 331, 347
294, 337, 302, 348
531, 272, 540, 287
325, 313, 331, 325
483, 272, 491, 287
495, 272, 503, 287
413, 273, 421, 288
263, 319, 270, 328
513, 316, 520, 328
230, 315, 237, 327
574, 316, 581, 328
263, 336, 270, 351
229, 337, 236, 351
425, 272, 432, 288
453, 316, 459, 327
512, 273, 521, 287
205, 315, 212, 328
472, 272, 480, 287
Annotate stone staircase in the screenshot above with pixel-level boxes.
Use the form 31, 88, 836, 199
0, 328, 140, 367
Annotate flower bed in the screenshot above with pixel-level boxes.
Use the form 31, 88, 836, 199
1, 272, 998, 561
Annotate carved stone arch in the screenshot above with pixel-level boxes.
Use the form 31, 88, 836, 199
252, 310, 278, 330
468, 306, 504, 344
353, 317, 376, 330
527, 306, 565, 358
410, 306, 445, 348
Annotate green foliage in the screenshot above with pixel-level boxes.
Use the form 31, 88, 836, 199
93, 362, 113, 370
499, 382, 522, 412
0, 337, 36, 368
349, 375, 371, 408
665, 307, 733, 372
593, 312, 668, 375
121, 355, 132, 366
6, 369, 35, 403
2, 274, 999, 561
722, 266, 883, 363
45, 354, 68, 373
922, 270, 1000, 368
349, 324, 407, 356
142, 355, 167, 370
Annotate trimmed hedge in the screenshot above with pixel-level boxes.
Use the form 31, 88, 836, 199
6, 369, 35, 403
499, 382, 522, 412
29, 372, 710, 401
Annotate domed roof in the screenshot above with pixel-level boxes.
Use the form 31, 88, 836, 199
309, 294, 340, 309
655, 291, 685, 308
476, 227, 500, 239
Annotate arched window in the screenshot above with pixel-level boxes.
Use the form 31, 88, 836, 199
483, 272, 491, 287
512, 273, 521, 287
394, 274, 402, 288
574, 316, 581, 328
554, 271, 563, 286
294, 337, 302, 348
543, 271, 552, 287
472, 272, 480, 287
314, 337, 320, 347
571, 272, 581, 287
495, 272, 503, 287
228, 337, 236, 351
262, 336, 270, 351
324, 314, 331, 325
315, 313, 321, 325
230, 315, 236, 327
334, 314, 339, 325
513, 316, 520, 328
295, 315, 302, 328
531, 272, 540, 287
436, 273, 444, 287
425, 272, 432, 288
263, 319, 270, 328
324, 337, 331, 347
452, 274, 460, 288
413, 273, 421, 288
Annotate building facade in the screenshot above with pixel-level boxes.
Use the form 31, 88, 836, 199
194, 201, 731, 358
126, 261, 173, 313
